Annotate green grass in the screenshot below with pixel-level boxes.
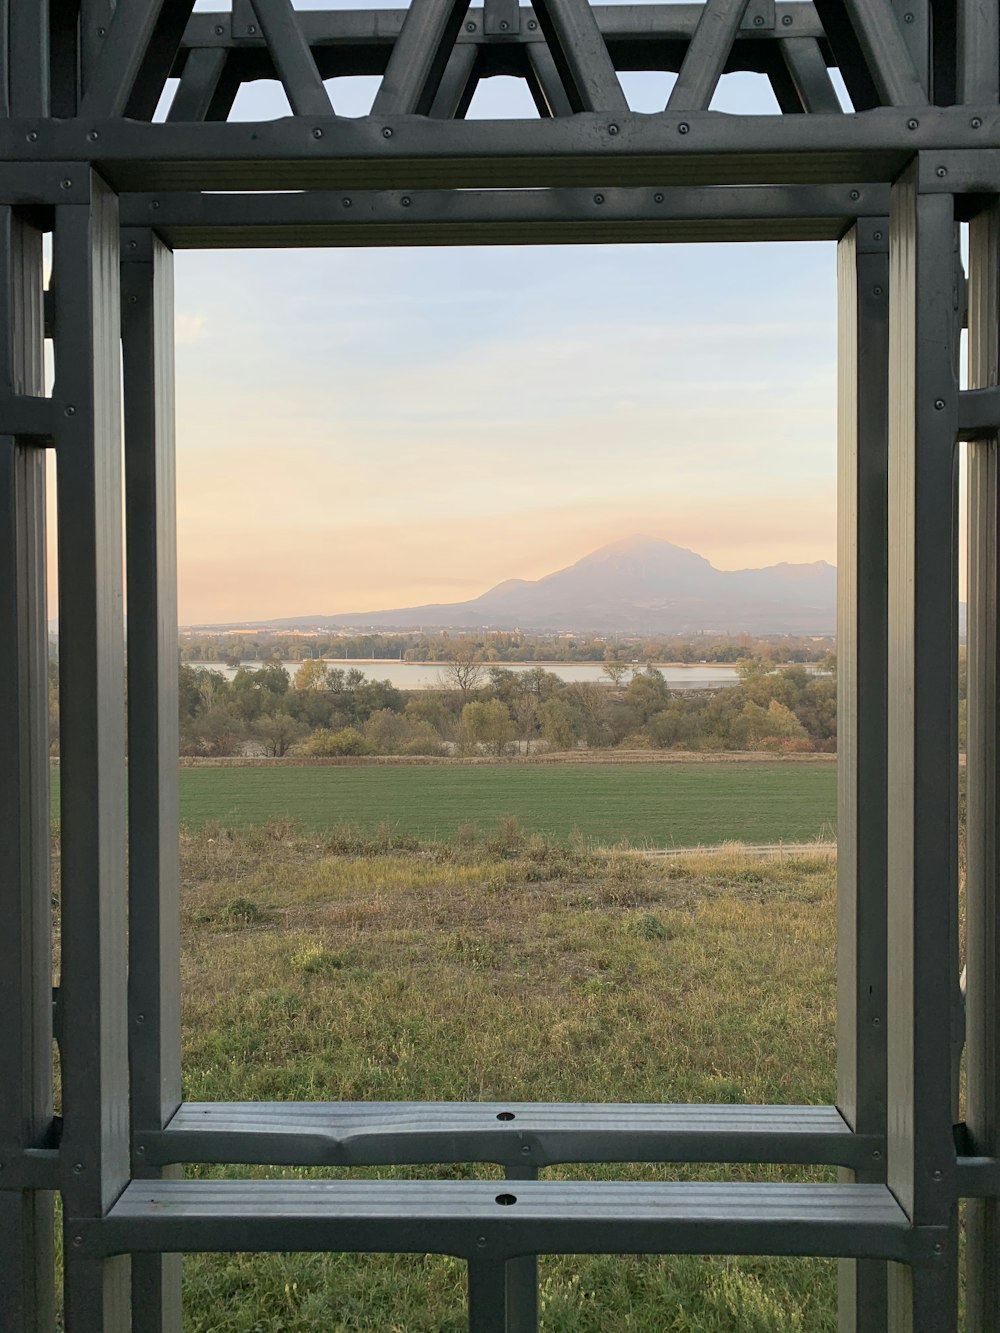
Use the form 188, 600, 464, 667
171, 825, 840, 1330
51, 759, 837, 846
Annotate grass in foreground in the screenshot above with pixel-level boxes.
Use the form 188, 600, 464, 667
53, 758, 837, 846
177, 820, 838, 1331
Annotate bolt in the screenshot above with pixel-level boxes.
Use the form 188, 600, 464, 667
73, 1162, 84, 1174
678, 122, 690, 135
500, 19, 509, 30
382, 127, 393, 138
72, 1234, 83, 1248
313, 128, 323, 139
136, 1013, 145, 1024
401, 196, 411, 207
215, 24, 224, 36
972, 117, 983, 129
521, 1145, 531, 1155
904, 11, 914, 21
128, 240, 137, 250
936, 166, 947, 178
782, 13, 793, 23
137, 1145, 145, 1156
97, 26, 106, 36
476, 1235, 487, 1248
593, 193, 604, 205
932, 1169, 943, 1180
247, 24, 257, 34
608, 123, 619, 135
342, 197, 352, 208
873, 286, 883, 297
908, 118, 919, 130
26, 131, 37, 142
150, 200, 160, 210
654, 192, 664, 203
872, 1017, 880, 1026
933, 1242, 944, 1253
60, 179, 72, 190
63, 405, 76, 418
129, 295, 138, 305
87, 130, 99, 142
872, 1149, 882, 1160
850, 189, 860, 201
873, 230, 882, 240
528, 19, 537, 29
466, 20, 476, 30
754, 14, 764, 25
934, 398, 946, 410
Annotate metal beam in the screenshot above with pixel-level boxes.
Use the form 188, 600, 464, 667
248, 0, 335, 117
667, 0, 751, 111
371, 0, 473, 117
531, 0, 627, 113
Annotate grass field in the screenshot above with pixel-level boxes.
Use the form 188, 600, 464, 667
50, 759, 837, 847
169, 823, 840, 1331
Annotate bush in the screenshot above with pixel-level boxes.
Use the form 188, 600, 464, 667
301, 725, 369, 757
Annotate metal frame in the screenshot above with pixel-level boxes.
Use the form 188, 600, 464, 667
1, 2, 999, 1330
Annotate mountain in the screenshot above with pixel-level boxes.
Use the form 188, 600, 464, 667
251, 535, 837, 635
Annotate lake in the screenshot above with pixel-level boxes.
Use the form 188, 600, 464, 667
180, 659, 748, 691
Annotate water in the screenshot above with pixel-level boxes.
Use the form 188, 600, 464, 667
180, 658, 746, 691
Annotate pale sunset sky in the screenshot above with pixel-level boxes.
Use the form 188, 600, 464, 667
77, 2, 853, 624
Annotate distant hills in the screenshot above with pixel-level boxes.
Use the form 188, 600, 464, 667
240, 535, 837, 636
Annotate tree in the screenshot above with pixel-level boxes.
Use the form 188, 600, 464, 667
251, 712, 304, 757
461, 699, 514, 756
294, 658, 330, 692
302, 725, 368, 756
365, 708, 411, 754
440, 644, 485, 698
601, 651, 630, 686
540, 698, 577, 751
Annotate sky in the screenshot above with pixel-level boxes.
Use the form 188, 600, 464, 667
72, 1, 849, 625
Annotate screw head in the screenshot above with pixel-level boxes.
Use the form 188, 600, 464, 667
932, 1169, 943, 1180
26, 131, 37, 142
499, 20, 509, 30
247, 23, 256, 34
781, 12, 793, 23
312, 127, 323, 139
678, 122, 690, 134
342, 197, 352, 208
72, 1234, 83, 1248
608, 123, 619, 135
904, 10, 914, 20
151, 200, 160, 209
87, 130, 99, 142
129, 295, 138, 305
215, 24, 224, 35
850, 189, 860, 201
401, 196, 411, 207
528, 18, 537, 28
593, 193, 604, 205
972, 117, 983, 129
872, 1149, 882, 1160
934, 398, 946, 410
97, 26, 106, 36
521, 1145, 530, 1155
64, 405, 76, 418
73, 1162, 84, 1174
60, 178, 72, 190
873, 286, 883, 297
936, 166, 947, 178
466, 20, 476, 30
128, 240, 137, 249
907, 118, 919, 130
873, 230, 882, 240
933, 1242, 944, 1253
382, 127, 393, 139
137, 1145, 145, 1156
654, 192, 664, 203
753, 14, 764, 24
476, 1235, 487, 1248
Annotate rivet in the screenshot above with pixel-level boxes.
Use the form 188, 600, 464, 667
608, 123, 619, 135
904, 11, 914, 21
26, 131, 37, 142
129, 295, 138, 305
73, 1162, 84, 1174
678, 122, 690, 135
872, 1017, 880, 1026
932, 1169, 943, 1180
972, 116, 983, 129
850, 190, 860, 200
781, 13, 793, 23
60, 179, 72, 190
476, 1235, 487, 1248
401, 196, 411, 207
872, 1149, 882, 1160
136, 1013, 145, 1024
382, 127, 393, 138
64, 405, 76, 417
873, 230, 882, 240
466, 20, 476, 30
521, 1145, 531, 1155
87, 131, 99, 142
753, 14, 764, 24
342, 197, 352, 208
500, 19, 509, 30
933, 1242, 944, 1253
128, 240, 137, 250
247, 24, 257, 34
934, 398, 946, 410
654, 192, 664, 203
593, 193, 604, 205
151, 200, 160, 209
873, 286, 883, 297
312, 127, 323, 139
528, 19, 537, 29
936, 166, 947, 178
215, 25, 224, 36
72, 1234, 83, 1248
97, 26, 106, 36
137, 1145, 145, 1156
907, 118, 919, 130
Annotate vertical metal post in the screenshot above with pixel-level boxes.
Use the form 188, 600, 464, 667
503, 1164, 537, 1332
0, 208, 56, 1333
835, 217, 890, 1333
468, 1255, 508, 1333
885, 158, 960, 1331
121, 230, 182, 1333
54, 172, 131, 1332
965, 198, 1000, 1333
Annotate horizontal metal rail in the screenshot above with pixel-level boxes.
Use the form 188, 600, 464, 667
143, 1100, 877, 1171
72, 1178, 945, 1265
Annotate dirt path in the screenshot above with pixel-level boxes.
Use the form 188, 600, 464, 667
641, 841, 836, 859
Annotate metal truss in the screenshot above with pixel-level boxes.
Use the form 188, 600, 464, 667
1, 2, 1000, 1331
